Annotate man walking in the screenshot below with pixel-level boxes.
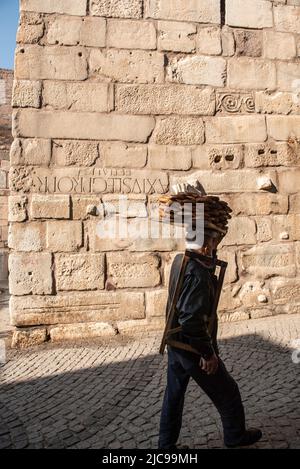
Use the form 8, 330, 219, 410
158, 187, 262, 450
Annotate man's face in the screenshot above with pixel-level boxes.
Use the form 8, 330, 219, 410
200, 234, 220, 256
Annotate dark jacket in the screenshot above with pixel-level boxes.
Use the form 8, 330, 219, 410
165, 253, 219, 360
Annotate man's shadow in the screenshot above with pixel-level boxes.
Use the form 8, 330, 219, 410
0, 332, 299, 449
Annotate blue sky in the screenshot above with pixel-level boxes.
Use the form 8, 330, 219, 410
0, 0, 20, 70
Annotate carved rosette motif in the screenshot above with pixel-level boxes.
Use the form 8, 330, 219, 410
217, 92, 255, 114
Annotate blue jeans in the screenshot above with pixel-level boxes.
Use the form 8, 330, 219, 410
158, 346, 246, 448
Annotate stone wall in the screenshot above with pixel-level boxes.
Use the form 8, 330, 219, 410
0, 69, 13, 285
9, 0, 300, 345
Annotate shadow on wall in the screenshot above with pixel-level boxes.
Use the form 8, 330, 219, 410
0, 333, 299, 449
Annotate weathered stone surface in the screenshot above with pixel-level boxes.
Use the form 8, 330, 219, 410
226, 0, 273, 28
228, 59, 276, 90
9, 252, 53, 295
90, 0, 143, 18
271, 278, 300, 304
100, 142, 147, 168
89, 49, 164, 84
15, 46, 88, 81
167, 55, 226, 87
225, 193, 288, 216
217, 249, 238, 284
157, 21, 196, 53
8, 222, 45, 251
219, 311, 250, 322
152, 116, 205, 145
47, 221, 83, 252
206, 116, 267, 143
21, 0, 87, 15
218, 285, 242, 312
116, 84, 215, 115
107, 252, 160, 288
244, 142, 300, 167
271, 215, 300, 242
31, 194, 70, 219
256, 91, 300, 115
14, 109, 155, 142
237, 281, 270, 308
55, 253, 105, 291
267, 116, 300, 140
12, 80, 41, 108
277, 63, 300, 92
274, 4, 300, 33
263, 31, 296, 60
220, 217, 256, 246
170, 169, 277, 193
235, 30, 262, 57
197, 27, 222, 55
47, 17, 82, 45
10, 138, 51, 166
72, 195, 102, 220
192, 144, 244, 170
11, 328, 47, 348
145, 0, 221, 23
80, 17, 106, 47
107, 19, 156, 50
278, 169, 300, 194
53, 140, 99, 166
17, 21, 44, 44
101, 194, 147, 219
50, 322, 117, 342
241, 244, 296, 278
43, 81, 113, 112
255, 217, 272, 242
10, 291, 145, 326
85, 219, 133, 252
146, 289, 168, 318
289, 194, 300, 214
148, 145, 192, 170
8, 195, 28, 222
221, 26, 235, 57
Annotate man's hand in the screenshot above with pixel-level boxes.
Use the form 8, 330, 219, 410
199, 353, 219, 375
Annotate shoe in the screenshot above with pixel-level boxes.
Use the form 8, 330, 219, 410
225, 428, 263, 448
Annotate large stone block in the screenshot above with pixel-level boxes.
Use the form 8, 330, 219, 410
72, 195, 102, 220
167, 55, 226, 87
90, 0, 143, 18
80, 17, 106, 47
145, 0, 220, 23
9, 252, 53, 295
10, 138, 51, 166
21, 0, 87, 15
277, 63, 300, 92
217, 249, 238, 284
289, 194, 300, 214
100, 142, 147, 168
43, 81, 113, 112
255, 91, 300, 115
46, 221, 83, 251
228, 59, 276, 90
17, 19, 44, 44
8, 221, 45, 251
50, 322, 117, 342
263, 31, 296, 60
53, 140, 99, 167
267, 116, 300, 140
271, 215, 300, 242
226, 0, 273, 28
225, 193, 288, 216
157, 21, 196, 53
11, 328, 47, 348
55, 253, 105, 291
234, 30, 262, 57
8, 195, 28, 222
10, 291, 145, 326
13, 109, 155, 142
47, 16, 82, 45
244, 142, 300, 167
220, 217, 256, 246
116, 84, 215, 115
12, 80, 41, 108
107, 19, 156, 50
148, 145, 192, 170
192, 144, 244, 170
152, 116, 204, 145
89, 49, 164, 84
197, 27, 222, 55
274, 4, 300, 33
15, 46, 88, 81
206, 116, 267, 144
271, 278, 300, 304
107, 252, 161, 288
241, 244, 296, 278
31, 194, 70, 219
145, 289, 168, 318
278, 169, 300, 194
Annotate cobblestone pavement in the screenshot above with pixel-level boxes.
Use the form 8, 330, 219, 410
0, 313, 299, 449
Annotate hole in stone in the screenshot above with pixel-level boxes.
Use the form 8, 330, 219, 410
258, 149, 265, 155
270, 150, 277, 155
225, 154, 234, 161
214, 155, 222, 163
20, 48, 25, 53
78, 52, 82, 57
28, 271, 33, 276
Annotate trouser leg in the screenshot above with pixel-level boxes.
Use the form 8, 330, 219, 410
170, 349, 246, 447
158, 347, 190, 449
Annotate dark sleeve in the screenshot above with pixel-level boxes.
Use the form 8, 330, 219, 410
176, 272, 215, 359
